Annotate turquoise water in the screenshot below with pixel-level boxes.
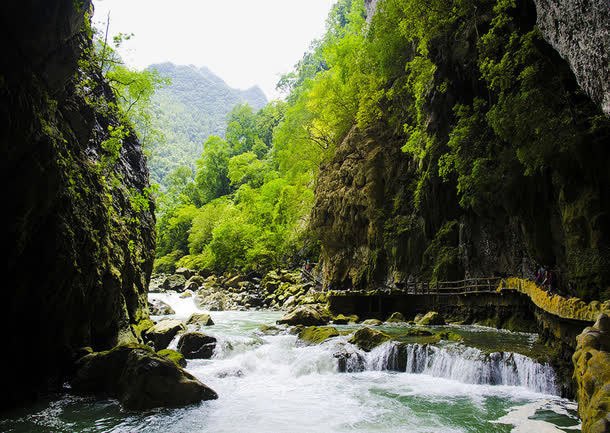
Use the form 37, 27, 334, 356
0, 293, 581, 433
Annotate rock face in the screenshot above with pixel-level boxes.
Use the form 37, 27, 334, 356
311, 2, 610, 303
573, 313, 610, 433
72, 344, 217, 409
3, 0, 155, 406
534, 0, 610, 116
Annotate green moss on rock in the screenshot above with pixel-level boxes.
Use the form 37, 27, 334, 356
348, 327, 391, 351
298, 326, 340, 345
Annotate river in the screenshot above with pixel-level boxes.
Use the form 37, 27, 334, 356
1, 292, 581, 432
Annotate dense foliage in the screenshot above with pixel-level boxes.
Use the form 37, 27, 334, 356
146, 63, 267, 187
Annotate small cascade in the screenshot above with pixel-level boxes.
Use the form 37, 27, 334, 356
364, 342, 558, 394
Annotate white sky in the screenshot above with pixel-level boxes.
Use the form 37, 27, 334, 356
92, 0, 337, 100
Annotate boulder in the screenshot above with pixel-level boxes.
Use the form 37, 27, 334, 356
334, 350, 366, 372
177, 332, 217, 359
186, 313, 215, 327
162, 274, 187, 292
257, 325, 283, 335
195, 292, 228, 311
156, 349, 187, 368
148, 298, 175, 315
276, 304, 331, 326
386, 312, 406, 323
185, 275, 205, 291
175, 267, 195, 279
144, 319, 185, 350
416, 311, 446, 326
348, 327, 391, 352
298, 326, 340, 345
362, 319, 383, 326
71, 344, 217, 409
332, 314, 359, 324
437, 330, 463, 341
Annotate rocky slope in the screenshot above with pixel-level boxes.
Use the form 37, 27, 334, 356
311, 0, 610, 303
3, 1, 155, 406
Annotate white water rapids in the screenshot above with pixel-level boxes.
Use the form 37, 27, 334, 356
0, 292, 581, 433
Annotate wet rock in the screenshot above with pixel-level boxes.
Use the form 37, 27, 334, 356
276, 304, 331, 326
386, 312, 407, 323
298, 326, 340, 345
416, 311, 445, 326
362, 319, 383, 326
72, 344, 217, 409
348, 327, 391, 352
333, 314, 359, 324
156, 348, 187, 368
144, 319, 185, 350
162, 274, 187, 292
335, 350, 366, 372
148, 299, 175, 315
185, 275, 205, 291
437, 330, 463, 341
177, 332, 217, 359
257, 325, 283, 335
186, 313, 215, 327
175, 268, 195, 280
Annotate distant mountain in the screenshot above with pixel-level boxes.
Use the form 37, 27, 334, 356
147, 62, 268, 186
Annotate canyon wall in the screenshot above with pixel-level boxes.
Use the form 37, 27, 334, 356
2, 0, 155, 405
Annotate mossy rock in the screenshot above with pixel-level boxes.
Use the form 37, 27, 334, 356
386, 312, 407, 323
298, 326, 340, 345
72, 344, 217, 409
437, 330, 463, 341
257, 325, 283, 335
144, 319, 186, 350
186, 313, 214, 327
276, 304, 331, 326
416, 311, 445, 326
157, 349, 187, 368
362, 319, 383, 326
348, 327, 391, 352
177, 332, 217, 359
333, 314, 359, 324
401, 329, 433, 337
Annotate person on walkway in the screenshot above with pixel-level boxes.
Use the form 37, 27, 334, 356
536, 264, 547, 286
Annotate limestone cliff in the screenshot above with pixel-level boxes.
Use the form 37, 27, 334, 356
311, 0, 610, 301
2, 1, 155, 405
534, 0, 610, 117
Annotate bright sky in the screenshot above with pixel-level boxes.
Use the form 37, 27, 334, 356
92, 0, 338, 100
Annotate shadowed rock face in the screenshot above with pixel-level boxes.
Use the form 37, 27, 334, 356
534, 0, 610, 117
2, 0, 155, 406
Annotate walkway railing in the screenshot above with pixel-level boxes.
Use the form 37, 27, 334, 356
399, 278, 502, 295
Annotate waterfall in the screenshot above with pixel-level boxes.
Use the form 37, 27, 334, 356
363, 342, 558, 395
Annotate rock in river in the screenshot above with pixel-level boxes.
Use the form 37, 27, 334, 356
71, 344, 217, 409
144, 319, 185, 350
276, 304, 331, 326
148, 298, 175, 315
177, 332, 217, 359
348, 327, 391, 352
